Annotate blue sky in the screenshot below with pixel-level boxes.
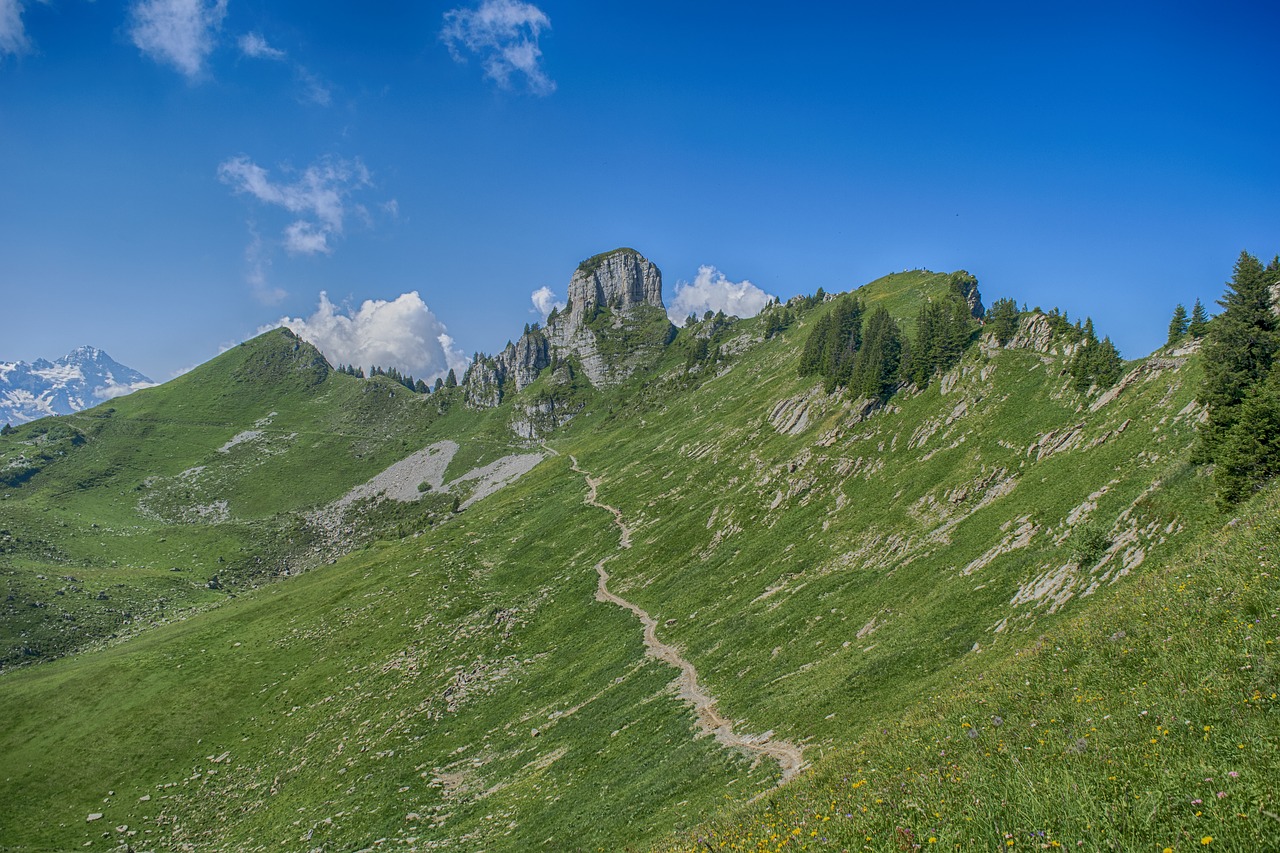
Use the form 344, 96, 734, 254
1, 0, 1277, 382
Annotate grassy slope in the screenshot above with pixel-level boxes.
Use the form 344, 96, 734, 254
0, 457, 767, 852
1, 273, 1271, 850
0, 329, 517, 668
657, 482, 1280, 851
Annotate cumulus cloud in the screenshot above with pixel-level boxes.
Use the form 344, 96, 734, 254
218, 154, 371, 256
266, 292, 468, 382
441, 0, 555, 95
0, 0, 31, 57
129, 0, 227, 80
238, 31, 285, 60
93, 379, 157, 401
530, 286, 564, 319
667, 265, 776, 324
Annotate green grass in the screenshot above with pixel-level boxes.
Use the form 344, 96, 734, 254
0, 275, 1260, 851
0, 329, 520, 667
657, 481, 1280, 851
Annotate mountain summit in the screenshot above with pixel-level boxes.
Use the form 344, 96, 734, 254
464, 248, 676, 407
0, 346, 153, 425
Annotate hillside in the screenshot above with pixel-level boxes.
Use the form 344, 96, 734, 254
0, 256, 1273, 851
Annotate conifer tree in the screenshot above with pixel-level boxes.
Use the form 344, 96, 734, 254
433, 377, 444, 393
1188, 298, 1209, 338
798, 314, 832, 377
849, 306, 903, 399
822, 296, 864, 387
985, 298, 1020, 346
445, 369, 458, 388
1214, 370, 1280, 506
1069, 335, 1122, 393
1167, 304, 1188, 344
1197, 251, 1280, 462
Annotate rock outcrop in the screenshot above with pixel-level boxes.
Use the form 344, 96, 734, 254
463, 248, 675, 407
544, 248, 672, 387
986, 312, 1082, 358
463, 327, 551, 409
949, 271, 985, 319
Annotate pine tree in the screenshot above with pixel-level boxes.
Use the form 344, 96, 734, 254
1188, 298, 1208, 338
433, 377, 444, 393
1069, 335, 1122, 393
822, 296, 864, 387
798, 313, 831, 376
1, 423, 12, 436
1214, 369, 1280, 506
985, 298, 1020, 346
1197, 251, 1280, 462
445, 368, 458, 388
1167, 304, 1188, 345
849, 306, 903, 400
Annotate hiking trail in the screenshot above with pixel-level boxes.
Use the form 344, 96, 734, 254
569, 455, 805, 784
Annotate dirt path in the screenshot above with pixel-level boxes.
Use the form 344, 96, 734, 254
569, 455, 804, 784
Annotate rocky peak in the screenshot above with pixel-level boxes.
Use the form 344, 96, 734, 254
564, 248, 663, 320
545, 248, 672, 387
464, 248, 675, 407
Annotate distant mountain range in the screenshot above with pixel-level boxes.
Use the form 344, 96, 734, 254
0, 346, 153, 426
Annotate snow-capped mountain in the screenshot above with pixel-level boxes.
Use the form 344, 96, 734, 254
0, 346, 154, 426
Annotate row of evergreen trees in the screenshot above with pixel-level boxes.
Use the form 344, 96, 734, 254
798, 281, 1130, 402
798, 291, 976, 398
1193, 250, 1280, 505
334, 363, 458, 393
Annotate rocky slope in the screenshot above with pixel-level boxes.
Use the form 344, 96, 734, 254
0, 346, 152, 425
464, 248, 675, 408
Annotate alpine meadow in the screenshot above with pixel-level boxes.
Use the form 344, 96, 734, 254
2, 247, 1278, 852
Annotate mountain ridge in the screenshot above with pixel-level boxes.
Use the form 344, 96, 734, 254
0, 254, 1273, 851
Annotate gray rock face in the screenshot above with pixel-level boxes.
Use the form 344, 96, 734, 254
545, 249, 671, 387
994, 312, 1082, 358
463, 327, 551, 409
950, 271, 985, 319
563, 249, 663, 318
463, 248, 674, 406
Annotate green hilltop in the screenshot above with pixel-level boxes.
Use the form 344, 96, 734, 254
0, 253, 1276, 852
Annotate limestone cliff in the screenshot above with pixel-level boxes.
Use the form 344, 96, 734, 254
544, 248, 673, 387
463, 326, 551, 409
463, 248, 675, 407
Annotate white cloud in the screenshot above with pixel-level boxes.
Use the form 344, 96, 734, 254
283, 220, 330, 255
129, 0, 227, 80
218, 154, 371, 256
0, 0, 31, 57
530, 286, 564, 319
238, 31, 284, 60
244, 228, 286, 304
667, 265, 776, 324
441, 0, 555, 95
93, 379, 157, 401
296, 66, 331, 106
266, 292, 468, 382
